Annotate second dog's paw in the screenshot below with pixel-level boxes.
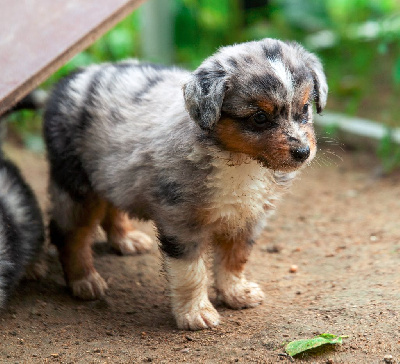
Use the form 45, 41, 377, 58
219, 280, 265, 309
111, 230, 153, 255
71, 272, 108, 300
174, 299, 220, 331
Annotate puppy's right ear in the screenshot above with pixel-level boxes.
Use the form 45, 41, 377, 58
305, 53, 328, 114
286, 41, 328, 114
183, 66, 227, 130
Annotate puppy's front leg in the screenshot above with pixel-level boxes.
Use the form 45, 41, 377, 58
161, 236, 219, 330
213, 234, 265, 309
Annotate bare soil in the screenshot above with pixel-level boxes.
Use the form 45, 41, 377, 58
1, 142, 400, 364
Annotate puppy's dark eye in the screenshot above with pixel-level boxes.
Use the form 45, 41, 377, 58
251, 112, 269, 125
302, 103, 309, 114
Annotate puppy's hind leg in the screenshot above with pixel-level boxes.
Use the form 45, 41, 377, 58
101, 204, 152, 255
213, 234, 265, 309
160, 235, 220, 330
49, 185, 108, 300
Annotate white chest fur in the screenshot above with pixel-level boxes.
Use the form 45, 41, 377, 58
204, 153, 284, 233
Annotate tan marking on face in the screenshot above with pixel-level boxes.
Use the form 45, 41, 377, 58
213, 233, 252, 273
215, 116, 295, 171
304, 123, 317, 159
256, 100, 275, 114
301, 85, 312, 106
215, 117, 261, 156
58, 196, 107, 283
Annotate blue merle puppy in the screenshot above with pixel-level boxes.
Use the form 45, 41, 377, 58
0, 148, 45, 308
43, 38, 327, 330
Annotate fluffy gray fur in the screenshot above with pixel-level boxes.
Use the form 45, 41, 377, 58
44, 38, 327, 330
0, 152, 45, 308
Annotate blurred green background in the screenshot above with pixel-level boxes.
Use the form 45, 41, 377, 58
6, 0, 400, 153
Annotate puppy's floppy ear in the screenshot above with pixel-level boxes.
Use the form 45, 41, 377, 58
183, 65, 227, 130
303, 53, 328, 114
288, 41, 328, 114
306, 53, 328, 114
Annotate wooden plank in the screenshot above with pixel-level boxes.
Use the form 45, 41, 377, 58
0, 0, 146, 116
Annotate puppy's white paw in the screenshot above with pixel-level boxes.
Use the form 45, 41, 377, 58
219, 280, 265, 309
111, 230, 152, 255
174, 299, 220, 331
71, 271, 108, 300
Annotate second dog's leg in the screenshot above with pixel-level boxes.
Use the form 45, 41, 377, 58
49, 189, 108, 300
101, 204, 152, 255
213, 234, 265, 309
160, 235, 220, 330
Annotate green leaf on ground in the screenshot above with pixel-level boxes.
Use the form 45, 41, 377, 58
285, 333, 348, 357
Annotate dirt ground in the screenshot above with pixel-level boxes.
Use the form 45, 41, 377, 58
1, 141, 399, 364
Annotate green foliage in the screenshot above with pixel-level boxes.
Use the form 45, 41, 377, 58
394, 56, 400, 85
285, 333, 348, 357
377, 130, 400, 173
6, 110, 44, 152
174, 0, 241, 68
323, 123, 340, 137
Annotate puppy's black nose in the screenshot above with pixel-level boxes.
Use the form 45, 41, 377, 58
290, 146, 310, 162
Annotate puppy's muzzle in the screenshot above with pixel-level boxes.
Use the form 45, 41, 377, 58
290, 145, 310, 163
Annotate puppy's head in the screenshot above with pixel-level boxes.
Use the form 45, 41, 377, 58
183, 38, 328, 172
